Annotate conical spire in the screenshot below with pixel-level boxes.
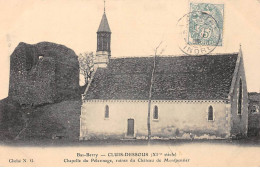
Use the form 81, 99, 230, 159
97, 10, 111, 32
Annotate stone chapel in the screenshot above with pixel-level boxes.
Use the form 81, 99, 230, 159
80, 5, 248, 140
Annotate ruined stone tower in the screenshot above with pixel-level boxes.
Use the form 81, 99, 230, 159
8, 42, 80, 106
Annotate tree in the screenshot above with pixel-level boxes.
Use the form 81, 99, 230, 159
147, 41, 166, 141
78, 52, 94, 86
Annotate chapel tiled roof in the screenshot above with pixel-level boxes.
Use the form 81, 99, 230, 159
84, 54, 238, 100
97, 13, 111, 32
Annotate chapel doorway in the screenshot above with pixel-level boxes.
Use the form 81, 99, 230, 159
127, 118, 134, 136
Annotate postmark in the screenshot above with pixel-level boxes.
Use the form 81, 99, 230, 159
176, 3, 224, 55
189, 3, 224, 46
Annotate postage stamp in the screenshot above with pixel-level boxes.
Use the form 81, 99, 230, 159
176, 3, 224, 55
188, 3, 224, 46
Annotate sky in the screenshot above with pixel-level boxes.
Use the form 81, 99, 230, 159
0, 0, 260, 99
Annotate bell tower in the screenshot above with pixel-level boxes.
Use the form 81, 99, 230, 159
95, 0, 111, 68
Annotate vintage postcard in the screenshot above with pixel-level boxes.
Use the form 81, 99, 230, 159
0, 0, 260, 167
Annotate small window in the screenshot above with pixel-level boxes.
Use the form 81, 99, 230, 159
208, 105, 213, 121
105, 105, 109, 118
153, 105, 158, 120
251, 105, 259, 114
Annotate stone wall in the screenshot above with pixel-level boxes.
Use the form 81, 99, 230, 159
8, 42, 80, 106
80, 100, 230, 140
0, 98, 24, 139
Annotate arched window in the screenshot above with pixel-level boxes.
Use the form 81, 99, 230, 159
105, 105, 109, 118
238, 79, 242, 115
208, 105, 213, 121
153, 105, 158, 120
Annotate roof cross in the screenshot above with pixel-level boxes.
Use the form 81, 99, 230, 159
104, 0, 106, 13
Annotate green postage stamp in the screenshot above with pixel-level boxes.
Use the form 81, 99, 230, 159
188, 3, 224, 46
